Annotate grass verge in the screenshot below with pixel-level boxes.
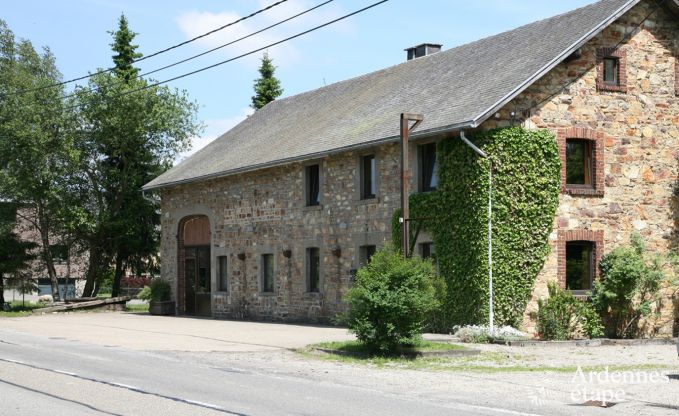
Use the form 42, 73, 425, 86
0, 301, 44, 317
297, 342, 672, 373
125, 302, 149, 313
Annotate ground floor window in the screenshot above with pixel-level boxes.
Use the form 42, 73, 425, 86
565, 241, 594, 292
218, 255, 228, 292
261, 254, 274, 293
359, 245, 376, 267
307, 248, 320, 293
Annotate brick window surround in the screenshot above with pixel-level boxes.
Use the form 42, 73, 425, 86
596, 47, 627, 93
557, 127, 604, 196
557, 229, 604, 290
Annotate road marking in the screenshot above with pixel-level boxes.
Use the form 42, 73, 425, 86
54, 369, 77, 376
0, 357, 247, 415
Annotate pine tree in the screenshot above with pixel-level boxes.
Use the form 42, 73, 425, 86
109, 14, 142, 82
251, 52, 283, 110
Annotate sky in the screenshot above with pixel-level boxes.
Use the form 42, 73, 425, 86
3, 0, 595, 161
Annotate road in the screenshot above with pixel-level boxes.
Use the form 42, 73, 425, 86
0, 327, 533, 416
1, 313, 677, 416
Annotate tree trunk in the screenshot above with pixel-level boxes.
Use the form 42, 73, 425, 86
82, 245, 102, 297
37, 204, 60, 302
111, 252, 125, 297
0, 275, 5, 306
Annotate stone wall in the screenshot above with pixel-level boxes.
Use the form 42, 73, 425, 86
482, 0, 679, 336
160, 144, 404, 322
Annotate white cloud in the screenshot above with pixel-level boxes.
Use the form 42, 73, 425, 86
176, 107, 254, 163
175, 0, 351, 68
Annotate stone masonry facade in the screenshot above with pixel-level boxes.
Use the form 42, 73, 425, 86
483, 0, 679, 336
160, 0, 678, 334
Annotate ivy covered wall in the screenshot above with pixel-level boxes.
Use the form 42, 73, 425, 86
394, 127, 561, 328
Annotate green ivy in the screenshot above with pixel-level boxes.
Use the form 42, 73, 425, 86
393, 127, 560, 328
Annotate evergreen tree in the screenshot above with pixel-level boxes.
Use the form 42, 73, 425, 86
251, 52, 283, 110
109, 14, 141, 82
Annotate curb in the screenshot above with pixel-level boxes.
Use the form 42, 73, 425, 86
313, 347, 481, 358
492, 337, 678, 347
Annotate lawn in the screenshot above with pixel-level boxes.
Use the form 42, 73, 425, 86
0, 301, 45, 317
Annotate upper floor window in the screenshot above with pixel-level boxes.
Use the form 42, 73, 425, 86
596, 47, 627, 93
603, 58, 619, 86
305, 164, 321, 206
566, 139, 592, 187
418, 143, 438, 192
50, 245, 68, 264
360, 154, 376, 200
261, 254, 274, 293
0, 202, 17, 224
307, 247, 320, 293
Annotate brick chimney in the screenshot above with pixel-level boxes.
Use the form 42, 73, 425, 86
405, 43, 442, 61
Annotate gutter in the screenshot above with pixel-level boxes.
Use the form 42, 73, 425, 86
142, 119, 476, 191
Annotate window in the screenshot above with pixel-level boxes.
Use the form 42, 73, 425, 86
307, 247, 320, 293
305, 164, 320, 206
218, 256, 228, 292
360, 154, 376, 199
0, 202, 16, 224
49, 245, 68, 264
566, 241, 594, 292
603, 58, 619, 86
261, 254, 274, 293
565, 139, 592, 186
418, 143, 438, 192
597, 47, 626, 93
358, 245, 376, 267
419, 242, 435, 260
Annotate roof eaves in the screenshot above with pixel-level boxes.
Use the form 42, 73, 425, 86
142, 119, 477, 191
471, 0, 640, 128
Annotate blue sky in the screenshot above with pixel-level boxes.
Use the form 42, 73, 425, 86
4, 0, 593, 160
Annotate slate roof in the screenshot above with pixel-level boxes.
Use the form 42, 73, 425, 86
144, 0, 641, 190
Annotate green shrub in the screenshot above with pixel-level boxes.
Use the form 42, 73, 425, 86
344, 246, 438, 354
137, 278, 171, 302
537, 283, 603, 340
592, 234, 666, 338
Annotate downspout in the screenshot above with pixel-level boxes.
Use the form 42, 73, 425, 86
459, 131, 494, 333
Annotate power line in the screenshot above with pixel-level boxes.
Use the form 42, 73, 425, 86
61, 0, 335, 102
6, 0, 290, 97
66, 0, 390, 111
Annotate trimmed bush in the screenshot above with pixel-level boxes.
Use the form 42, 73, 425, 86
536, 283, 603, 340
344, 246, 438, 354
137, 278, 171, 302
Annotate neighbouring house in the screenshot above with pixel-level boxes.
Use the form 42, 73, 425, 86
1, 203, 87, 301
144, 0, 679, 334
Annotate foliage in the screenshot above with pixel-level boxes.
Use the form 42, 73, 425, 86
536, 283, 603, 340
137, 278, 172, 302
343, 246, 438, 354
393, 127, 561, 328
70, 16, 201, 297
0, 19, 78, 301
592, 234, 667, 338
453, 325, 528, 343
251, 52, 283, 110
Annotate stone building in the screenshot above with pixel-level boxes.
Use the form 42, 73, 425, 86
144, 0, 679, 334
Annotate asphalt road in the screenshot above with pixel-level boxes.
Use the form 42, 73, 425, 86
0, 328, 529, 416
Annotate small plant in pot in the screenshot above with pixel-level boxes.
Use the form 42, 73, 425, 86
138, 279, 174, 316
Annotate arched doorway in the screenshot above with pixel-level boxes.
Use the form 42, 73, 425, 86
178, 216, 211, 317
